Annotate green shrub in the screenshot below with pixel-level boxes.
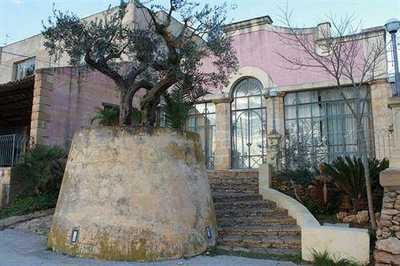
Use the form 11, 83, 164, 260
321, 156, 389, 212
91, 106, 120, 126
10, 145, 67, 200
0, 193, 58, 219
312, 250, 362, 266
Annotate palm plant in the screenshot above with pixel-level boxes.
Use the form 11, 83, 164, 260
161, 87, 193, 131
91, 107, 120, 126
321, 156, 389, 212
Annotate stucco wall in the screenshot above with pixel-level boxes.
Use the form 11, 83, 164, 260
30, 67, 119, 148
258, 165, 370, 264
49, 127, 216, 261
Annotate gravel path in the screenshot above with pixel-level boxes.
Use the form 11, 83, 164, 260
0, 229, 297, 266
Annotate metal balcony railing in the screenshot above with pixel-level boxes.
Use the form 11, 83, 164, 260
0, 134, 27, 167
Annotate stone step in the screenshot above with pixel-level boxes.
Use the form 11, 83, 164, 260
215, 208, 288, 218
218, 235, 301, 249
209, 181, 258, 188
218, 225, 301, 237
207, 170, 258, 179
212, 193, 263, 203
214, 200, 276, 210
208, 177, 259, 184
211, 187, 259, 194
217, 215, 298, 227
217, 245, 301, 257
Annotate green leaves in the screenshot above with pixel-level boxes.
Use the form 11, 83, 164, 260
91, 107, 120, 126
11, 145, 67, 200
320, 156, 389, 211
42, 1, 238, 127
312, 250, 362, 266
161, 87, 193, 131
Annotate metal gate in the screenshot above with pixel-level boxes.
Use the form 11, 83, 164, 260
231, 78, 266, 168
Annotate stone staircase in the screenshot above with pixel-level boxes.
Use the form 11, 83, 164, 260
208, 170, 301, 256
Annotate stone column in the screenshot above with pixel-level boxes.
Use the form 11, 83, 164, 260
213, 98, 231, 170
264, 92, 285, 171
265, 92, 285, 136
387, 97, 400, 166
375, 169, 400, 265
267, 132, 282, 171
370, 81, 395, 160
374, 96, 400, 265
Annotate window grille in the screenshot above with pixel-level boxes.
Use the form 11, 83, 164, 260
283, 86, 373, 169
231, 78, 267, 169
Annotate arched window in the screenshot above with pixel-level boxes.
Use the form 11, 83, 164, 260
231, 77, 267, 168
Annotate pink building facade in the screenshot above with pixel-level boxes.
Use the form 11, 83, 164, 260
186, 16, 394, 170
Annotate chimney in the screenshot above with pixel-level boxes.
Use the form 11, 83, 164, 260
316, 22, 331, 40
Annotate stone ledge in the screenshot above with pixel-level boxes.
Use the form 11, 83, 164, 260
388, 96, 400, 108
380, 168, 400, 187
0, 209, 54, 230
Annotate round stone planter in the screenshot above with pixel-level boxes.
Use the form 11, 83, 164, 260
48, 127, 217, 261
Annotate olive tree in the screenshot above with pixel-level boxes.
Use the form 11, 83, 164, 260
42, 0, 238, 127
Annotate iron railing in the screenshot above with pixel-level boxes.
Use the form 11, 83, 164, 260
0, 134, 26, 167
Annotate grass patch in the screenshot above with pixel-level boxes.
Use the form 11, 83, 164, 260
312, 250, 363, 266
205, 246, 303, 264
0, 193, 57, 219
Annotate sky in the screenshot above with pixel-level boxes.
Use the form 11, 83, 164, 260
0, 0, 399, 45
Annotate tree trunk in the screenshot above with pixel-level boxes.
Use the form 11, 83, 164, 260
142, 98, 159, 128
357, 120, 377, 230
119, 89, 131, 126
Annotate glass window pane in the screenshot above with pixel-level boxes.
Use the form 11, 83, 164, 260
15, 57, 35, 80
297, 91, 316, 104
285, 106, 297, 119
284, 86, 372, 167
249, 96, 262, 108
297, 104, 312, 118
285, 93, 296, 105
234, 97, 248, 110
206, 103, 215, 113
194, 103, 206, 114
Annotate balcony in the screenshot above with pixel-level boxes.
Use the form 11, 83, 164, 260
0, 134, 27, 167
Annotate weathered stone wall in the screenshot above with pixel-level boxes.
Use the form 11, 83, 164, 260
0, 167, 11, 208
30, 67, 119, 148
375, 188, 400, 265
48, 127, 216, 261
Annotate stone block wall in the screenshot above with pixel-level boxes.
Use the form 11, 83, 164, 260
0, 167, 11, 208
30, 66, 119, 148
375, 190, 400, 265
